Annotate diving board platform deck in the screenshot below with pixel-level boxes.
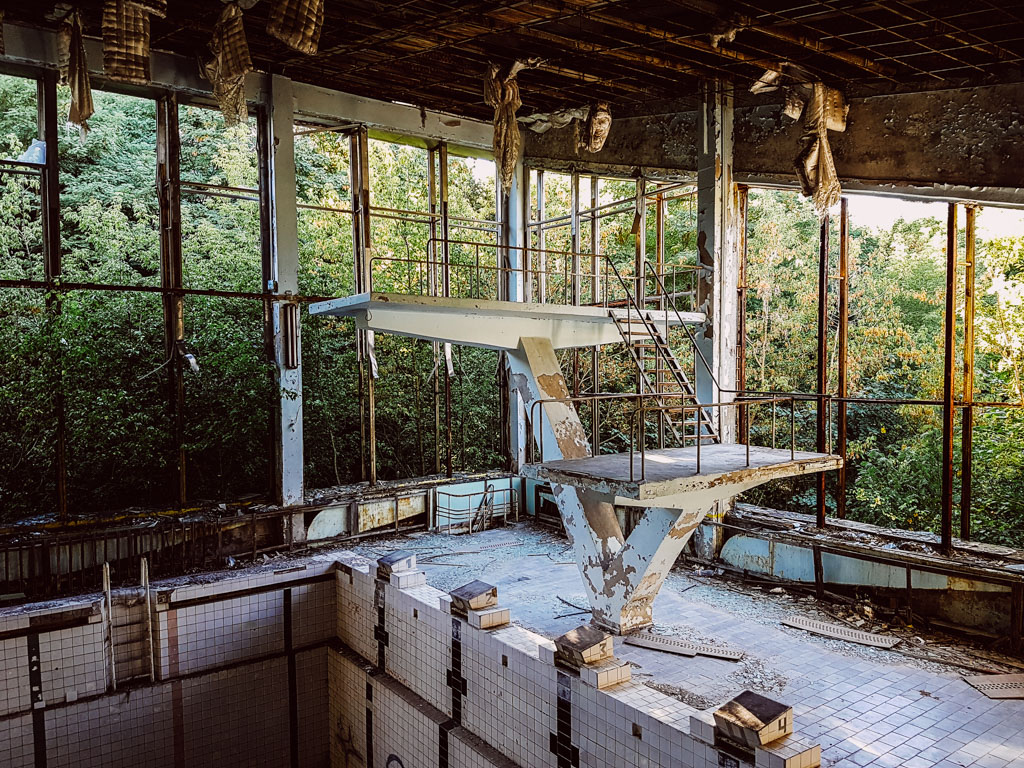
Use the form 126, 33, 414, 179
308, 292, 704, 350
523, 444, 842, 506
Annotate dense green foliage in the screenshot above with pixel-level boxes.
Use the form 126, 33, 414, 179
1, 73, 1021, 546
743, 191, 1024, 546
0, 76, 501, 519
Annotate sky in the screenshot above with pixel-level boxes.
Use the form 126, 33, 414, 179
845, 194, 1024, 239
464, 157, 1024, 240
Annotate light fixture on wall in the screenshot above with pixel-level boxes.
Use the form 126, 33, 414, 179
282, 302, 300, 370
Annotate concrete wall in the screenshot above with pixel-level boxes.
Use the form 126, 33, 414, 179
717, 531, 1014, 633
0, 562, 334, 768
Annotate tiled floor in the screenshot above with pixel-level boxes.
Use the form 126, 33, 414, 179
356, 524, 1024, 768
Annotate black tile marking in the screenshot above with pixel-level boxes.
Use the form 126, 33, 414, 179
284, 589, 299, 768
549, 671, 579, 768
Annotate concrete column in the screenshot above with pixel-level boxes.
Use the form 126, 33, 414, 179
695, 80, 740, 559
266, 75, 305, 537
505, 161, 528, 470
508, 337, 709, 634
695, 79, 740, 440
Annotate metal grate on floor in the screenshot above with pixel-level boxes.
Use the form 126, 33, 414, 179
624, 631, 744, 661
781, 615, 900, 649
963, 673, 1024, 700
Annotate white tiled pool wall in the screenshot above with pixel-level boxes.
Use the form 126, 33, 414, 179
0, 561, 335, 768
0, 550, 818, 768
330, 550, 781, 768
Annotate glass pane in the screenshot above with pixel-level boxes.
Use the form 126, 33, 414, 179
0, 74, 44, 282
183, 296, 272, 500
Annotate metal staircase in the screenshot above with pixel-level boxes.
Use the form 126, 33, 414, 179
610, 309, 718, 444
602, 257, 719, 446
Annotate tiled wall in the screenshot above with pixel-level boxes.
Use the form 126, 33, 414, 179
329, 550, 789, 768
1, 546, 815, 768
0, 562, 335, 768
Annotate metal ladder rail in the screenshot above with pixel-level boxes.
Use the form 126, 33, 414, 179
642, 261, 724, 443
643, 316, 719, 443
608, 313, 685, 445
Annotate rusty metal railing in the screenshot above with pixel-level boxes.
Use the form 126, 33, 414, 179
527, 391, 832, 481
435, 484, 519, 533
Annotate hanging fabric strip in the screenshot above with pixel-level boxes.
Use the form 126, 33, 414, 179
66, 12, 95, 131
267, 0, 324, 55
102, 0, 152, 84
484, 60, 528, 194
794, 83, 847, 216
205, 3, 253, 126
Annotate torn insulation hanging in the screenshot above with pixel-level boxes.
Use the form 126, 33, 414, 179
793, 82, 848, 215
267, 0, 324, 55
205, 3, 253, 127
519, 106, 589, 135
579, 102, 611, 153
484, 61, 528, 194
128, 0, 167, 17
102, 0, 152, 84
61, 11, 95, 132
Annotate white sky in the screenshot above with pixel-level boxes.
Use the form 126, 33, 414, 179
839, 194, 1024, 239
469, 157, 1024, 240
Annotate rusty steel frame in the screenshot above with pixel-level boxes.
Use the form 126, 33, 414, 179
736, 186, 749, 445
38, 71, 68, 521
815, 213, 830, 529
961, 206, 977, 541
157, 95, 187, 510
836, 198, 850, 519
941, 203, 958, 554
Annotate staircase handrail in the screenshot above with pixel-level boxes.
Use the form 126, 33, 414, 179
642, 260, 722, 396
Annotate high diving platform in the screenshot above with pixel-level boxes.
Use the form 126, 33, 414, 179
309, 292, 704, 350
523, 444, 842, 507
310, 290, 842, 634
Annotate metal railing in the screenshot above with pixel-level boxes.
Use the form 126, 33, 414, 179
367, 237, 701, 312
435, 485, 519, 533
528, 391, 831, 481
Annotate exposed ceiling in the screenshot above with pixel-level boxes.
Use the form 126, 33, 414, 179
6, 0, 1024, 119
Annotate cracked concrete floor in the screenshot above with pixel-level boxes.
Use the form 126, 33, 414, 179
353, 522, 1024, 768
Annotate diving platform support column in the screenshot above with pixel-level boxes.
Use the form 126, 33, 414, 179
695, 80, 741, 559
508, 337, 705, 634
503, 159, 529, 472
264, 74, 305, 540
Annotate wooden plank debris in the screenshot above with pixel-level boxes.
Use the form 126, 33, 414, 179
781, 615, 900, 648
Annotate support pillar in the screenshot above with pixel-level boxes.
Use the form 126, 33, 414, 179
837, 199, 850, 519
695, 80, 740, 557
508, 337, 706, 634
157, 95, 186, 510
504, 160, 528, 471
815, 214, 830, 529
940, 203, 958, 554
695, 80, 739, 441
265, 75, 305, 537
961, 206, 977, 540
40, 71, 68, 519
